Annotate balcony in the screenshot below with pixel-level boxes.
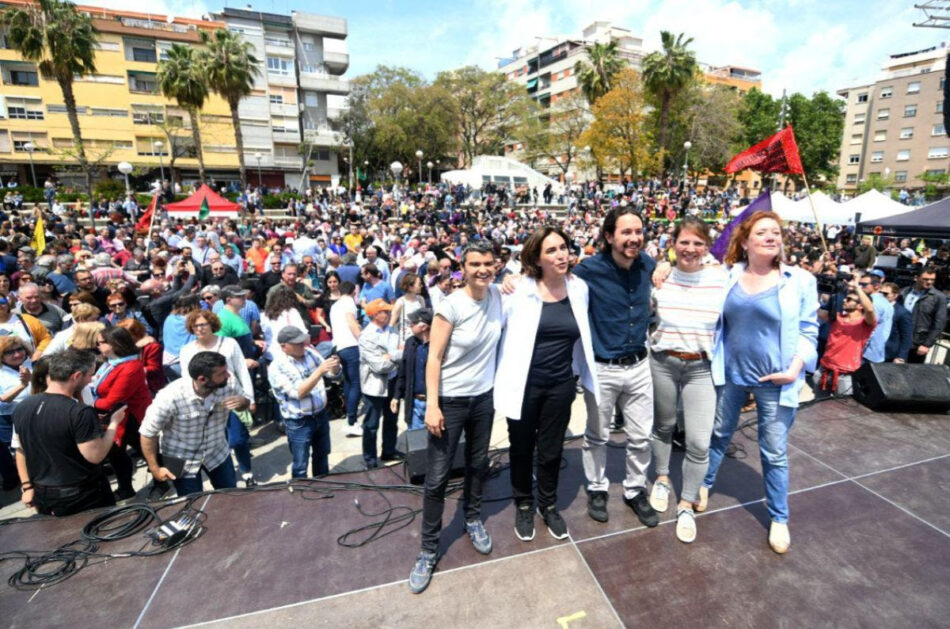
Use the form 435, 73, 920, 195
269, 102, 299, 117
303, 127, 339, 146
272, 127, 301, 143
299, 71, 349, 95
274, 154, 303, 169
323, 51, 349, 73
292, 13, 347, 39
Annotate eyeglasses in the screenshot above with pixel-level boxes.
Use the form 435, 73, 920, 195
858, 282, 871, 287
3, 347, 26, 356
193, 322, 210, 328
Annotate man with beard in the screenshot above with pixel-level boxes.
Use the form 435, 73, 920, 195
140, 351, 251, 496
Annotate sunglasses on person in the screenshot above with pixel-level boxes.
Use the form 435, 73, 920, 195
3, 347, 26, 356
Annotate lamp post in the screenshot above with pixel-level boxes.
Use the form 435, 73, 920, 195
254, 152, 263, 190
682, 140, 692, 190
23, 142, 37, 188
390, 161, 403, 200
118, 161, 133, 198
363, 160, 369, 183
153, 140, 165, 185
415, 149, 423, 186
427, 160, 433, 184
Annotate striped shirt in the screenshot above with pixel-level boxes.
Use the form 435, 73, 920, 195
140, 378, 246, 476
268, 347, 328, 420
651, 266, 728, 355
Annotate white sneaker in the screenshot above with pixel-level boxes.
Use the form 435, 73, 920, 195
769, 521, 790, 554
345, 424, 363, 437
675, 508, 697, 544
649, 480, 672, 513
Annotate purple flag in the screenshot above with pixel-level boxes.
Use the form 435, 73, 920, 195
710, 190, 771, 262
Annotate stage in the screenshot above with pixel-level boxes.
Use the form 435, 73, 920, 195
1, 397, 949, 628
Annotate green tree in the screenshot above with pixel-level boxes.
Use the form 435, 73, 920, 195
684, 84, 743, 175
737, 88, 780, 147
578, 68, 653, 177
642, 31, 698, 157
200, 28, 260, 191
1, 0, 98, 201
517, 91, 590, 177
157, 44, 208, 184
434, 66, 535, 167
857, 173, 894, 194
574, 41, 626, 105
785, 91, 845, 183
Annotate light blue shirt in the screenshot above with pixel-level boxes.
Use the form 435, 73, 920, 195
723, 284, 783, 387
862, 292, 893, 363
0, 364, 29, 416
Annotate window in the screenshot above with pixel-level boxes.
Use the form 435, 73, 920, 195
897, 149, 910, 161
874, 130, 887, 141
266, 57, 292, 75
131, 47, 157, 63
848, 154, 860, 164
96, 41, 120, 52
871, 151, 884, 162
129, 74, 157, 94
938, 101, 945, 113
880, 86, 893, 98
904, 104, 917, 117
316, 149, 330, 161
46, 104, 68, 114
895, 171, 908, 183
933, 124, 946, 136
927, 168, 946, 176
92, 108, 128, 117
301, 64, 318, 74
9, 70, 39, 86
942, 77, 946, 90
6, 98, 44, 120
899, 127, 914, 139
269, 94, 283, 105
857, 93, 868, 103
132, 111, 163, 124
850, 133, 863, 145
113, 140, 133, 149
846, 174, 858, 184
304, 92, 318, 107
853, 113, 866, 124
927, 147, 948, 159
907, 81, 920, 94
302, 42, 314, 51
877, 108, 889, 119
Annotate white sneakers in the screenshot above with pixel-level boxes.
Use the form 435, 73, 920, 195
769, 521, 790, 554
675, 508, 697, 543
649, 480, 672, 513
345, 424, 363, 437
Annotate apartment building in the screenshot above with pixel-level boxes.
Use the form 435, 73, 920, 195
837, 45, 949, 193
0, 1, 239, 189
701, 64, 761, 93
213, 7, 349, 189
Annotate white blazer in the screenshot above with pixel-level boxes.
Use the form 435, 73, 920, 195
494, 275, 600, 420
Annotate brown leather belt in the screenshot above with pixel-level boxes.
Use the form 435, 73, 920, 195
663, 350, 708, 361
414, 394, 426, 401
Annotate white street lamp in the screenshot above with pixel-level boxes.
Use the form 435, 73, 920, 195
118, 161, 133, 199
427, 160, 434, 184
682, 140, 692, 190
23, 142, 37, 188
390, 160, 403, 199
254, 152, 263, 190
153, 140, 166, 184
415, 150, 423, 186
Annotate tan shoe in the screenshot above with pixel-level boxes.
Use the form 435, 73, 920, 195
649, 480, 672, 513
694, 486, 709, 513
769, 521, 790, 554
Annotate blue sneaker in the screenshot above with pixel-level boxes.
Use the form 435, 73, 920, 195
465, 519, 493, 555
408, 551, 438, 594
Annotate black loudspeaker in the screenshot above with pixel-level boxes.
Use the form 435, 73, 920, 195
398, 428, 466, 484
852, 362, 950, 412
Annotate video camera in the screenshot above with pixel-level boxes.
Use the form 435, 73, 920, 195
815, 272, 853, 323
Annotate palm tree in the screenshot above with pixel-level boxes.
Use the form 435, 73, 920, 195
574, 41, 625, 105
200, 28, 260, 192
157, 44, 208, 184
642, 31, 698, 156
1, 0, 97, 201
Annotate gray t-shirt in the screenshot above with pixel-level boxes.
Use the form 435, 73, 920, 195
436, 284, 503, 397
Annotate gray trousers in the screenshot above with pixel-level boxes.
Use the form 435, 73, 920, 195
649, 352, 716, 503
582, 358, 653, 500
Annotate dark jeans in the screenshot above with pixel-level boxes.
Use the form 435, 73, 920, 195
227, 412, 252, 475
0, 415, 16, 487
507, 378, 575, 510
338, 346, 362, 425
421, 390, 494, 554
34, 475, 116, 517
107, 420, 144, 493
172, 458, 237, 497
284, 410, 331, 478
362, 379, 398, 466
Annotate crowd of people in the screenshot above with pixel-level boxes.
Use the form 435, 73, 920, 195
0, 175, 947, 595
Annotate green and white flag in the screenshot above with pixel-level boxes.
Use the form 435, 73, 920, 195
198, 196, 210, 220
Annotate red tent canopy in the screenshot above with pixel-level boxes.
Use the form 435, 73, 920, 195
165, 184, 242, 218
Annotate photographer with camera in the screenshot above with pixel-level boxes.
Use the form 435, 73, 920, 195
141, 259, 198, 339
816, 277, 877, 397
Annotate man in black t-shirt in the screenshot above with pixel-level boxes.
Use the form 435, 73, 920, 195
13, 348, 126, 517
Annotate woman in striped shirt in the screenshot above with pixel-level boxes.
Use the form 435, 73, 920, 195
648, 217, 726, 544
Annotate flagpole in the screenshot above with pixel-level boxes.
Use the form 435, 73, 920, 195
800, 175, 829, 254
144, 197, 159, 257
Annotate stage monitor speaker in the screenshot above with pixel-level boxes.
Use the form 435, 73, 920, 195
398, 428, 467, 483
852, 362, 950, 412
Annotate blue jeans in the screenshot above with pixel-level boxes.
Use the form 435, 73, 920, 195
227, 412, 252, 475
363, 382, 398, 466
284, 410, 330, 478
172, 458, 237, 497
409, 399, 426, 430
338, 346, 362, 426
702, 382, 797, 523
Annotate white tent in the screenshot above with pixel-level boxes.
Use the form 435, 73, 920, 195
786, 190, 852, 225
730, 191, 799, 218
440, 155, 563, 193
842, 189, 916, 223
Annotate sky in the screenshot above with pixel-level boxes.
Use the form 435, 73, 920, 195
78, 0, 948, 97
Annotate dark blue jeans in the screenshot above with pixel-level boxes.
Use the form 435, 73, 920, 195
338, 346, 362, 426
227, 412, 252, 475
172, 458, 237, 497
421, 390, 494, 553
362, 380, 398, 467
284, 409, 331, 478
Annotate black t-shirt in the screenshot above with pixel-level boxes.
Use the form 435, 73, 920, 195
12, 393, 104, 486
528, 297, 580, 387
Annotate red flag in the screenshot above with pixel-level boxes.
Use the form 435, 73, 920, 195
135, 194, 158, 232
725, 125, 804, 175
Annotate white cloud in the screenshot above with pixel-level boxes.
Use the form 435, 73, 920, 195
465, 0, 560, 68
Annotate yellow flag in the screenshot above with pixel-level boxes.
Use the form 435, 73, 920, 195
31, 209, 45, 256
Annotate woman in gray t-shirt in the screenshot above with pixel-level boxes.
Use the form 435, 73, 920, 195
408, 244, 503, 595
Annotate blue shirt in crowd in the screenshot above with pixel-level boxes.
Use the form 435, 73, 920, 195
863, 292, 893, 363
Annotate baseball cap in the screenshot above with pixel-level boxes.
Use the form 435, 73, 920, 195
364, 298, 393, 317
277, 326, 309, 344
